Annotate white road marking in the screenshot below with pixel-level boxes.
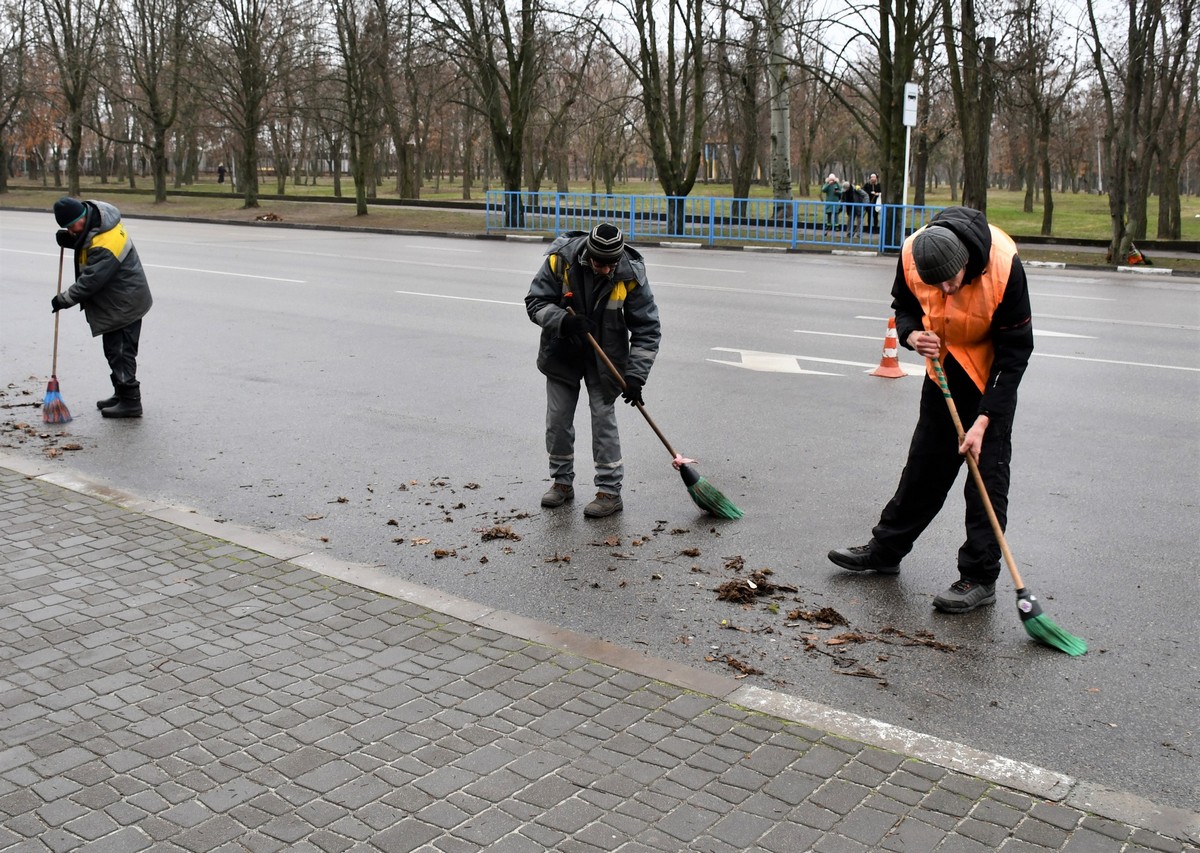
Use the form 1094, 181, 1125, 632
847, 320, 1095, 340
395, 289, 523, 306
711, 346, 1197, 374
709, 348, 922, 376
145, 263, 305, 282
1034, 353, 1200, 372
795, 330, 881, 340
707, 350, 842, 375
1029, 290, 1113, 301
653, 263, 745, 273
1032, 330, 1097, 339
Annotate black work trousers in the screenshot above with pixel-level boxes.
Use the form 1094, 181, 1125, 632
870, 359, 1013, 584
101, 319, 142, 388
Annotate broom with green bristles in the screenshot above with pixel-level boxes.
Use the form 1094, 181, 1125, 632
931, 357, 1085, 656
43, 247, 73, 425
567, 307, 743, 519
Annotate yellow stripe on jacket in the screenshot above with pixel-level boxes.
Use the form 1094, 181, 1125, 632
81, 222, 132, 266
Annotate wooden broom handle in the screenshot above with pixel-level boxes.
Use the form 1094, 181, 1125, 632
930, 357, 1025, 590
564, 306, 679, 459
52, 247, 64, 377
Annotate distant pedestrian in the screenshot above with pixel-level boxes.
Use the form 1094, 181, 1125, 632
863, 173, 883, 232
842, 181, 869, 238
51, 197, 153, 418
525, 223, 662, 518
820, 174, 842, 231
827, 206, 1033, 613
217, 163, 226, 184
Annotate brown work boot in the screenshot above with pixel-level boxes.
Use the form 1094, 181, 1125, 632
540, 483, 574, 508
583, 492, 623, 518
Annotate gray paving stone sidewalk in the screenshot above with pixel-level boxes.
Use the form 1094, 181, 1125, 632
1, 463, 1197, 853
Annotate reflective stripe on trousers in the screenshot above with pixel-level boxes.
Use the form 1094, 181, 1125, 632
545, 375, 623, 493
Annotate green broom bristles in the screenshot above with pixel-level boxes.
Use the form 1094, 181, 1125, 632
678, 464, 743, 519
42, 376, 72, 425
1016, 589, 1087, 656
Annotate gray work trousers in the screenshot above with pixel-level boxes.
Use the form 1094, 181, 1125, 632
545, 375, 623, 494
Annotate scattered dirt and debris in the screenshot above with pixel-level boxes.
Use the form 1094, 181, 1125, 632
705, 654, 763, 677
254, 212, 283, 221
880, 627, 959, 652
787, 606, 850, 627
714, 568, 798, 602
826, 632, 870, 646
478, 525, 520, 542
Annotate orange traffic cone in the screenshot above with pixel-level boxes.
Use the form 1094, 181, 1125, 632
871, 317, 906, 378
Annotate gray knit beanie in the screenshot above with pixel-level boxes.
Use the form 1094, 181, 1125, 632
586, 223, 624, 263
912, 225, 969, 284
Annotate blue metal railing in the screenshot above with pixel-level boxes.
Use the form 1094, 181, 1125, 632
484, 190, 945, 253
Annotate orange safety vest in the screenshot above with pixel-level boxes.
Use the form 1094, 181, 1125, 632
901, 224, 1018, 392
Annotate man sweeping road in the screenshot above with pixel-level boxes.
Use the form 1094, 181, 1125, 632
828, 206, 1034, 613
50, 197, 153, 418
525, 224, 661, 518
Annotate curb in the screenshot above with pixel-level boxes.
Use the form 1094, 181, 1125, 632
4, 451, 1197, 845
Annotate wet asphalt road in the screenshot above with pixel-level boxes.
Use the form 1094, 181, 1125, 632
2, 210, 1197, 811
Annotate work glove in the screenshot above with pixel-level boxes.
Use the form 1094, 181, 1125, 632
51, 294, 71, 313
55, 229, 75, 249
560, 314, 596, 338
621, 376, 644, 407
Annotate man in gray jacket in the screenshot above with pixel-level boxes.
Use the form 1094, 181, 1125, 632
51, 197, 153, 418
525, 224, 661, 517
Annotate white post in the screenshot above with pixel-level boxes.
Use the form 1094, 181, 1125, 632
902, 82, 918, 228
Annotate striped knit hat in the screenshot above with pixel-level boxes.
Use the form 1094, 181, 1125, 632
586, 223, 624, 263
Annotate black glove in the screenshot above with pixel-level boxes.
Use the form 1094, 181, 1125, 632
560, 314, 596, 338
55, 229, 75, 249
51, 294, 71, 313
621, 376, 644, 407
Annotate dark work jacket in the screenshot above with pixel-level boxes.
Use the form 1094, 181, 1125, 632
525, 233, 661, 401
60, 201, 153, 336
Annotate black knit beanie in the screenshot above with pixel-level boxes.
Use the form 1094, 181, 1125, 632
54, 197, 87, 228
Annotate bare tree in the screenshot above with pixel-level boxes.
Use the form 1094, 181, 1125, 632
604, 0, 708, 232
765, 0, 790, 199
789, 0, 936, 231
39, 0, 104, 195
1152, 0, 1198, 238
107, 0, 198, 201
327, 0, 387, 214
713, 0, 765, 211
941, 0, 999, 211
577, 51, 638, 194
1002, 0, 1080, 234
1086, 0, 1162, 260
425, 0, 549, 225
0, 0, 31, 192
203, 0, 296, 207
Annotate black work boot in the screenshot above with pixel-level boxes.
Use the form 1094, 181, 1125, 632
101, 384, 142, 418
96, 374, 119, 409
